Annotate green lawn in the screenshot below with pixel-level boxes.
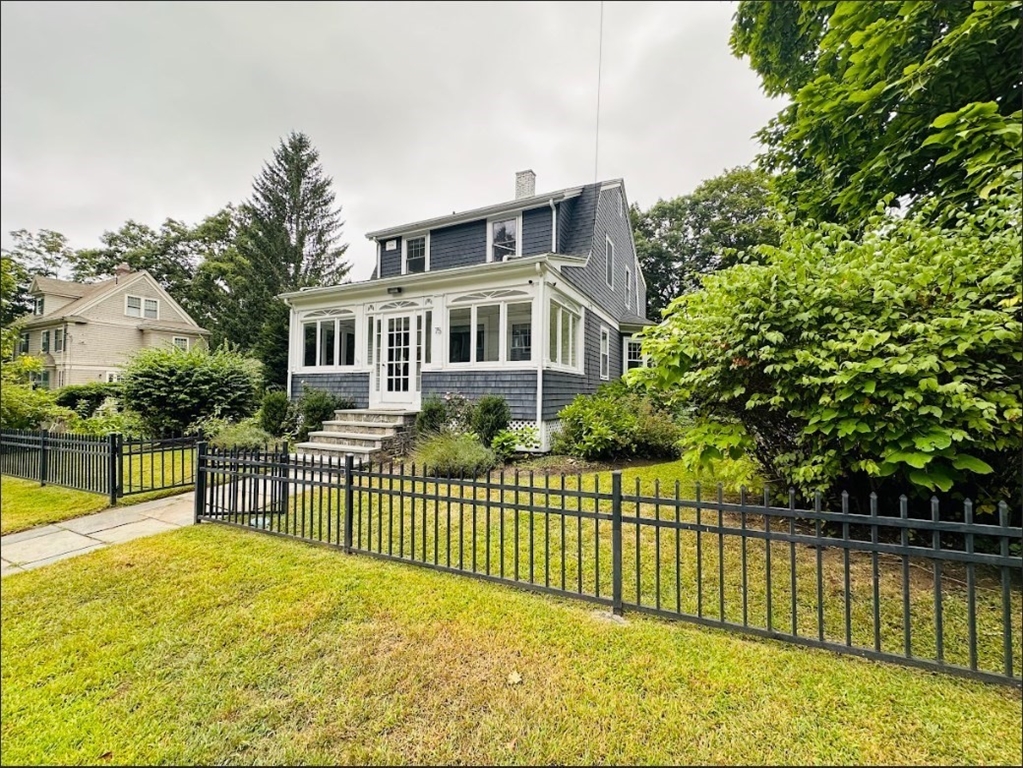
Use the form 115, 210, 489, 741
1, 524, 1020, 765
1, 448, 195, 535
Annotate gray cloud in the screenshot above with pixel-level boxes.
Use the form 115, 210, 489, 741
1, 0, 783, 280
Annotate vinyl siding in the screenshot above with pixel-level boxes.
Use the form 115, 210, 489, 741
521, 206, 552, 256
422, 370, 537, 420
290, 372, 371, 407
89, 278, 191, 325
37, 294, 77, 314
378, 237, 403, 278
430, 220, 487, 270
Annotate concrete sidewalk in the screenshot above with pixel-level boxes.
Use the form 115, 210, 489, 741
1, 492, 194, 577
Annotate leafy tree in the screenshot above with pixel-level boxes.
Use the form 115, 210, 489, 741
236, 131, 351, 385
634, 189, 1022, 510
3, 229, 75, 278
731, 0, 1023, 223
1, 249, 32, 329
631, 166, 781, 316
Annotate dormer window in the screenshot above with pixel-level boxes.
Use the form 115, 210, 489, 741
126, 295, 158, 319
404, 235, 428, 274
32, 296, 44, 315
489, 217, 519, 261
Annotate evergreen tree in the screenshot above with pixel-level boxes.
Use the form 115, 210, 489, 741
237, 131, 350, 386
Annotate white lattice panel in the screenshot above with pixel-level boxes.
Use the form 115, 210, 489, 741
542, 419, 563, 451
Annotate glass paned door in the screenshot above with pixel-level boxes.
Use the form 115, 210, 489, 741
376, 314, 419, 406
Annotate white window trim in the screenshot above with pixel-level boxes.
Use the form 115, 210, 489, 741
623, 336, 647, 372
54, 328, 64, 353
625, 267, 632, 309
125, 294, 160, 320
32, 296, 44, 315
445, 298, 534, 368
41, 330, 50, 352
546, 299, 584, 374
173, 336, 190, 351
599, 326, 611, 380
106, 371, 122, 383
401, 232, 430, 275
300, 316, 359, 370
486, 214, 522, 263
605, 235, 614, 289
18, 332, 29, 355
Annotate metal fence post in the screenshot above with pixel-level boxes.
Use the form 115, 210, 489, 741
193, 441, 208, 524
108, 433, 119, 506
39, 429, 49, 487
611, 469, 623, 616
344, 453, 355, 553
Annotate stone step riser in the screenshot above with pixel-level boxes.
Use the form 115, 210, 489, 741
333, 410, 417, 426
320, 422, 397, 437
306, 434, 384, 450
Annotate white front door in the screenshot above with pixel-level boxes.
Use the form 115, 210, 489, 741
379, 314, 416, 407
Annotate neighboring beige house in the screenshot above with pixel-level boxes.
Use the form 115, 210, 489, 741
15, 266, 208, 389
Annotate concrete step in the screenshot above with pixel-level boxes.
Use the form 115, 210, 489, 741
320, 420, 398, 437
294, 442, 377, 458
333, 408, 417, 425
305, 431, 385, 449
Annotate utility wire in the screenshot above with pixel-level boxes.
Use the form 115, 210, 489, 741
594, 0, 604, 183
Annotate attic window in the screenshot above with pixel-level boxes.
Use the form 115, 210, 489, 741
489, 218, 518, 261
126, 295, 159, 319
32, 297, 44, 315
404, 235, 427, 274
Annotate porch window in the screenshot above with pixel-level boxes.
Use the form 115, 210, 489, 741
303, 316, 356, 367
475, 304, 500, 363
447, 300, 530, 365
506, 303, 532, 362
448, 308, 473, 364
549, 300, 580, 369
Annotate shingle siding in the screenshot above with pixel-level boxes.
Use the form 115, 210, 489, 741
556, 196, 576, 253
290, 372, 370, 407
521, 206, 552, 256
378, 237, 403, 278
559, 185, 645, 324
430, 220, 487, 270
422, 370, 537, 420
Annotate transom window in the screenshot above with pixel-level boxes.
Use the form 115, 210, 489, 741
448, 300, 532, 365
625, 338, 645, 371
404, 235, 427, 274
489, 218, 518, 262
126, 295, 159, 319
303, 316, 356, 367
549, 300, 580, 369
599, 327, 610, 380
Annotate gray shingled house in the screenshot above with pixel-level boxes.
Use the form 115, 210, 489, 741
280, 171, 652, 456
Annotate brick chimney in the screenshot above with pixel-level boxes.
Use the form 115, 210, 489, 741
113, 263, 132, 283
515, 169, 536, 199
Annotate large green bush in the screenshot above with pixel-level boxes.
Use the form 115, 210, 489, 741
471, 395, 510, 446
54, 382, 120, 417
119, 345, 262, 436
295, 386, 354, 442
259, 390, 291, 437
635, 191, 1023, 507
413, 431, 496, 477
555, 381, 683, 461
416, 396, 447, 434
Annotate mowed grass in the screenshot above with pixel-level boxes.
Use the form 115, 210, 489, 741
1, 524, 1020, 766
0, 477, 109, 535
1, 447, 195, 535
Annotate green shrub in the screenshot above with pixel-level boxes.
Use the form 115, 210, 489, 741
54, 382, 121, 417
416, 395, 447, 434
74, 399, 147, 437
208, 419, 276, 451
296, 386, 355, 442
471, 395, 510, 446
443, 393, 476, 432
491, 424, 540, 462
0, 383, 77, 431
556, 381, 683, 461
259, 391, 292, 437
120, 345, 262, 436
413, 431, 496, 477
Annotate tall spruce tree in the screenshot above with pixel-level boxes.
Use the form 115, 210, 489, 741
238, 131, 350, 386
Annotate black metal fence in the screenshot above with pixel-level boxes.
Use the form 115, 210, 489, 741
194, 446, 1023, 687
0, 429, 197, 503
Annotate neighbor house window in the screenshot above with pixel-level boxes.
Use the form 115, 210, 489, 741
30, 370, 50, 389
54, 328, 64, 353
489, 218, 518, 261
173, 337, 189, 351
548, 300, 580, 369
303, 316, 356, 367
404, 235, 427, 274
18, 332, 29, 354
106, 372, 121, 383
41, 330, 50, 352
625, 338, 645, 371
605, 236, 614, 288
32, 296, 44, 315
600, 327, 610, 380
126, 295, 159, 319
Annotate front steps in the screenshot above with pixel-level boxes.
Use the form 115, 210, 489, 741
295, 408, 417, 464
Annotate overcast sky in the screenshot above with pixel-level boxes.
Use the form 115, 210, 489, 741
1, 0, 782, 281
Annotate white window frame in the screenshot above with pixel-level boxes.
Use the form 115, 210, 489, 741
402, 232, 430, 275
18, 332, 29, 355
547, 298, 583, 373
125, 295, 142, 317
125, 294, 160, 319
173, 336, 189, 351
624, 336, 647, 372
32, 296, 44, 315
106, 371, 122, 383
605, 235, 614, 288
144, 298, 159, 319
486, 214, 522, 262
625, 268, 632, 309
54, 328, 64, 353
41, 330, 50, 353
599, 327, 610, 380
301, 315, 358, 369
